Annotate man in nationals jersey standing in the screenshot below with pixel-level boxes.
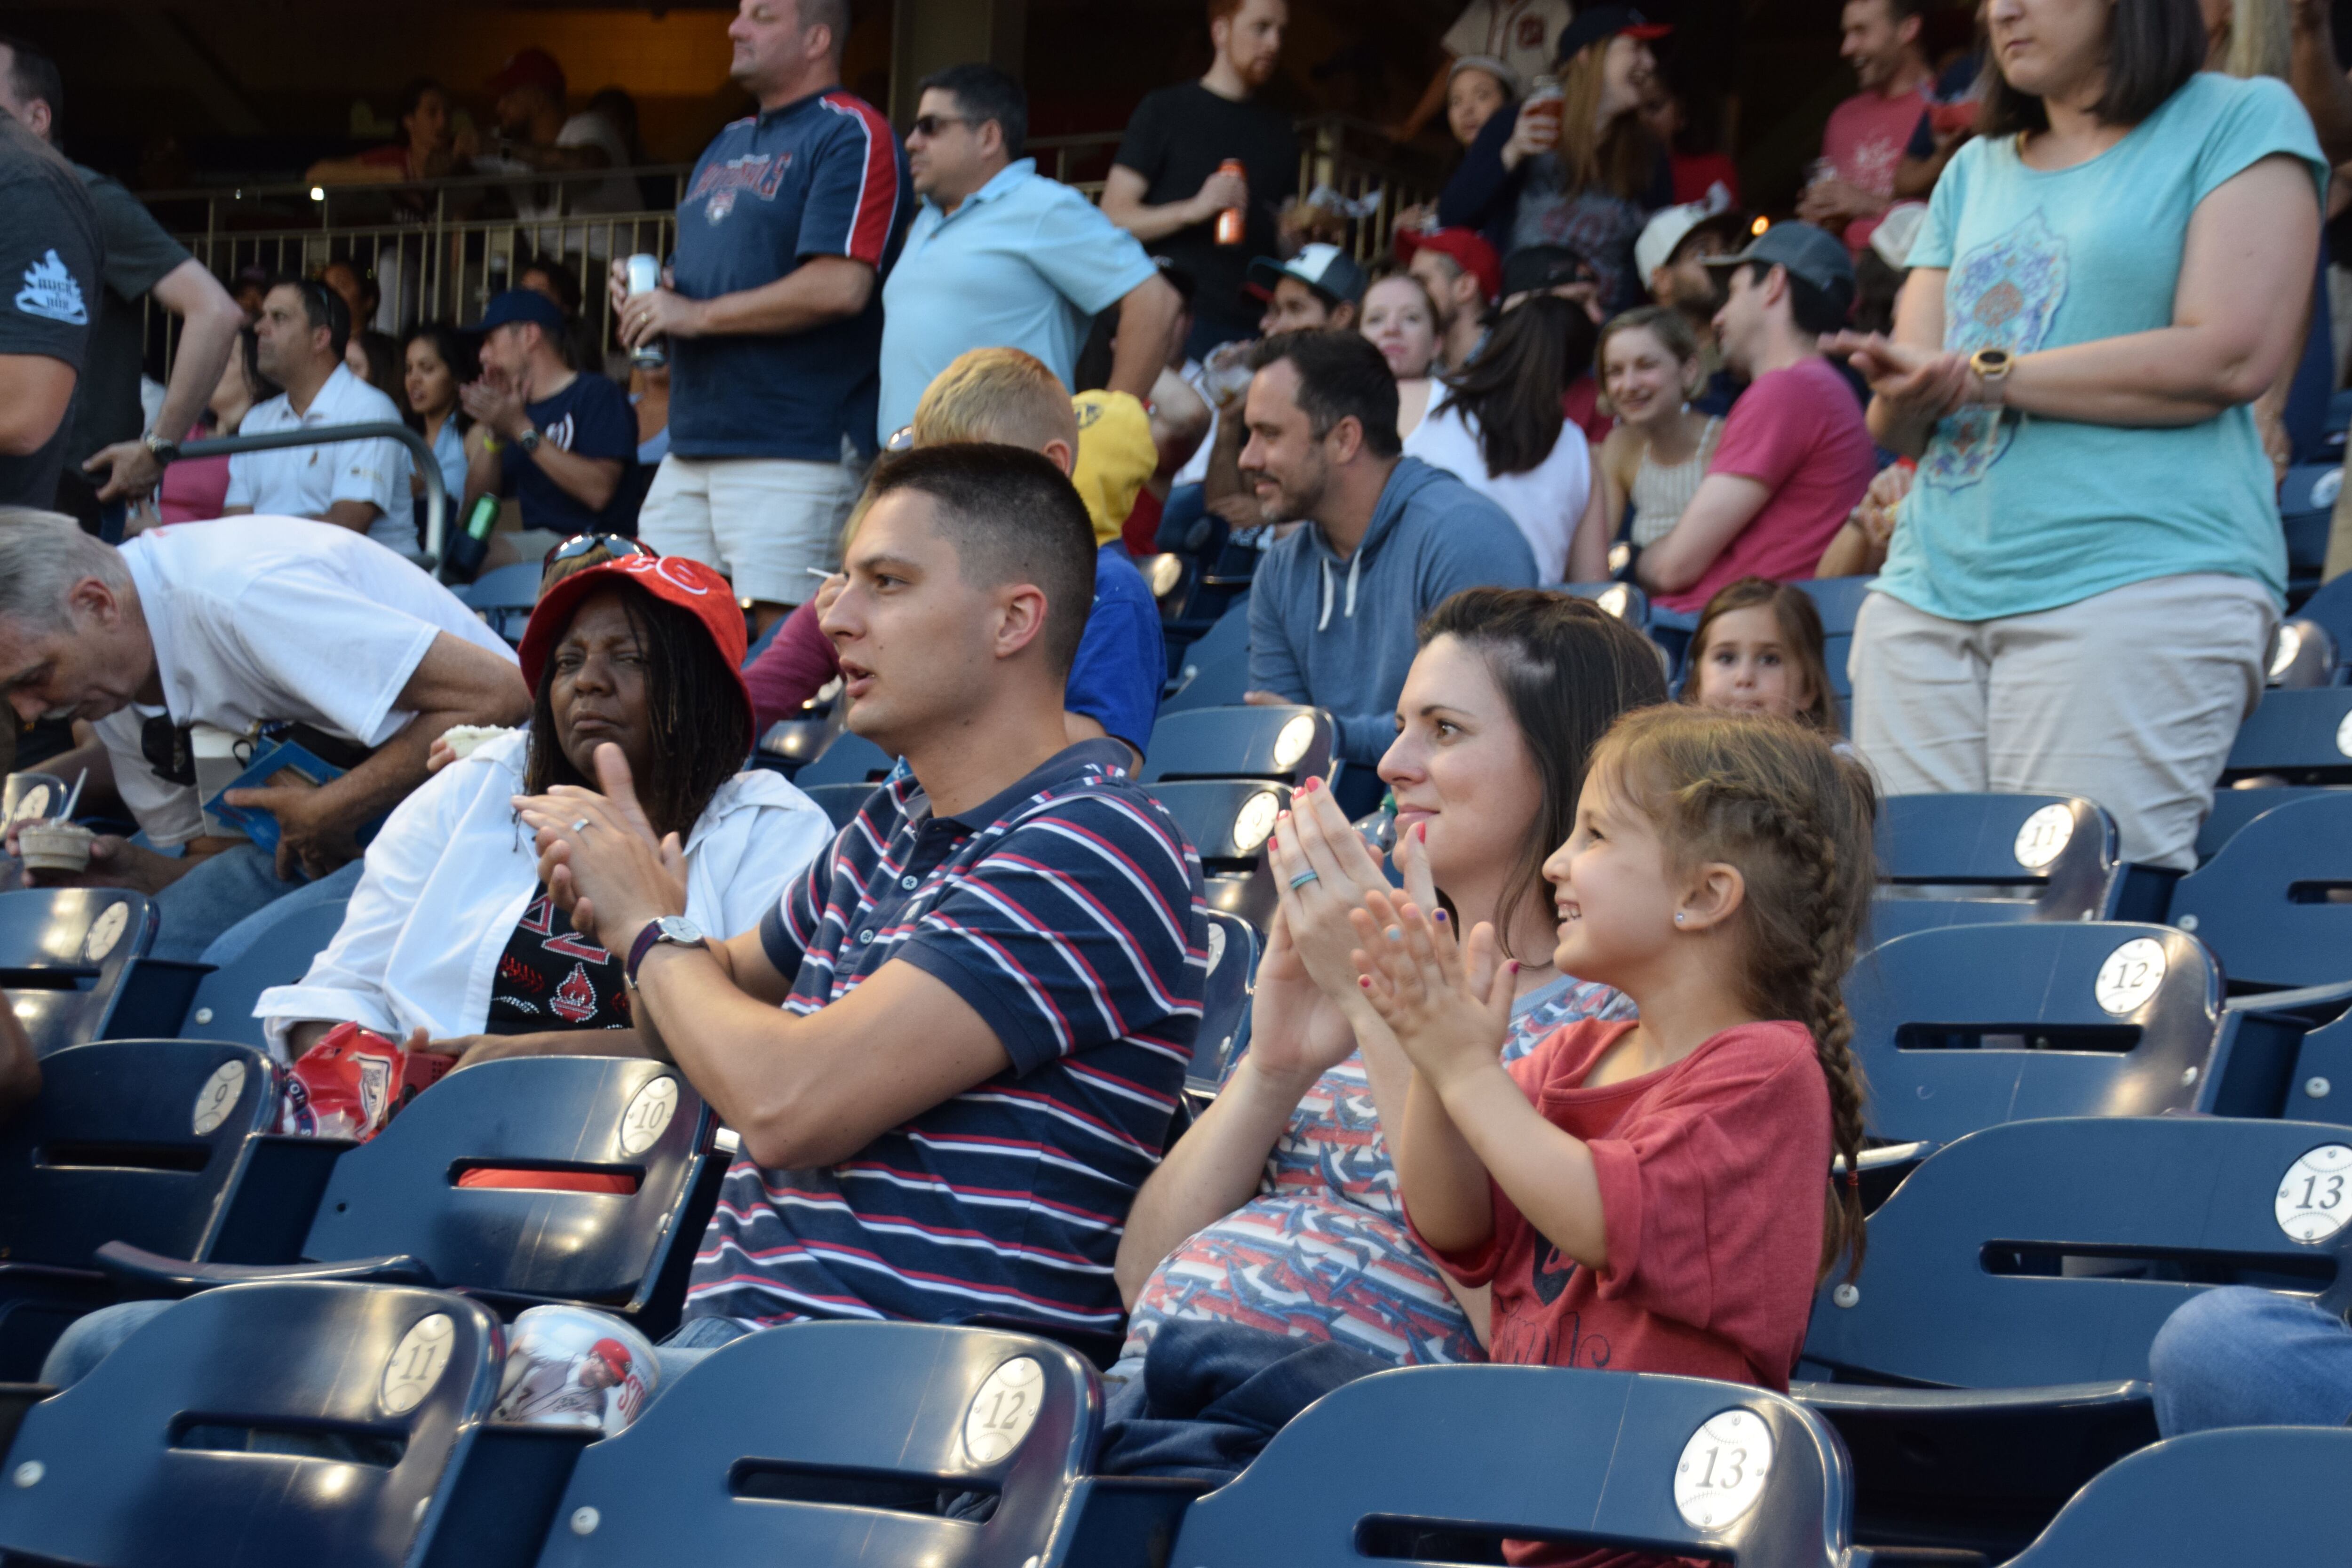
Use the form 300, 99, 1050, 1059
612, 0, 908, 637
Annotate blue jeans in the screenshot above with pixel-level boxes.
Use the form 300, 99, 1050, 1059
151, 844, 297, 964
2149, 1287, 2352, 1436
42, 1298, 754, 1396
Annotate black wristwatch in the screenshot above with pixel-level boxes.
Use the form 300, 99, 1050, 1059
516, 426, 543, 454
142, 430, 182, 466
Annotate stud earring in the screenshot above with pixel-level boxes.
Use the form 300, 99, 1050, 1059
1674, 912, 1685, 924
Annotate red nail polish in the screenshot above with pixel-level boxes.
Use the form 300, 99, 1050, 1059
1300, 777, 1320, 795
1358, 975, 1372, 989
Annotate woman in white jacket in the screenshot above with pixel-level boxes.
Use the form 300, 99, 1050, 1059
257, 554, 832, 1065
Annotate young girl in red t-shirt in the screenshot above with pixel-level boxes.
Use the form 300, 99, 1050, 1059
1351, 704, 1873, 1390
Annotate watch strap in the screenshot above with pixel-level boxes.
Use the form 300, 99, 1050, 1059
625, 920, 666, 987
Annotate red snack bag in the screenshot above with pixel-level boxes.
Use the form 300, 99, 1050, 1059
278, 1022, 408, 1141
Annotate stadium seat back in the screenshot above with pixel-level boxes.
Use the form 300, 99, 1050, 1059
531, 1321, 1100, 1568
2194, 784, 2341, 861
179, 897, 351, 1048
793, 730, 896, 789
1167, 1366, 1854, 1568
1161, 601, 1252, 714
303, 1056, 714, 1313
801, 780, 878, 830
1846, 923, 2222, 1145
2166, 792, 2352, 990
2266, 617, 2336, 688
0, 888, 158, 1055
0, 1038, 279, 1271
2220, 687, 2352, 780
0, 1281, 506, 1568
2002, 1425, 2352, 1567
1146, 778, 1287, 928
1870, 794, 2123, 940
1795, 575, 1874, 637
1803, 1116, 2352, 1388
1190, 910, 1258, 1099
460, 560, 546, 643
1139, 706, 1334, 786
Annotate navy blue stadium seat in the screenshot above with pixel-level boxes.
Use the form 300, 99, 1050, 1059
1556, 579, 1651, 629
1166, 1366, 1859, 1568
0, 888, 188, 1055
0, 1038, 295, 1379
177, 896, 350, 1049
0, 1281, 587, 1568
1870, 794, 2146, 940
1187, 910, 1258, 1107
2166, 792, 2352, 991
1846, 923, 2226, 1149
1139, 706, 1334, 787
95, 1056, 722, 1338
1146, 778, 1287, 929
1797, 575, 1874, 700
1161, 602, 1250, 714
793, 729, 897, 789
2293, 565, 2352, 670
2001, 1425, 2352, 1567
801, 780, 877, 830
2218, 686, 2352, 781
2278, 461, 2338, 585
1797, 1115, 2352, 1557
459, 559, 545, 644
2195, 784, 2339, 860
530, 1321, 1100, 1568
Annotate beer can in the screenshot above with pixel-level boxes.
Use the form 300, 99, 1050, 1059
624, 253, 666, 369
492, 1305, 661, 1433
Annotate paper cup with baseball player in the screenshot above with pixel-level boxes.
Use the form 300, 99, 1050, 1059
491, 1305, 660, 1433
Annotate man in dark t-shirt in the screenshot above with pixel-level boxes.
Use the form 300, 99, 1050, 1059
461, 288, 638, 539
0, 37, 242, 534
0, 110, 99, 510
1104, 0, 1298, 358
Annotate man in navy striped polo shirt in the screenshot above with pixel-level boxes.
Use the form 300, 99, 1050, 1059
521, 444, 1208, 1356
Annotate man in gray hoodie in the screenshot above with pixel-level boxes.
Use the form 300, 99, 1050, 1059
1239, 329, 1536, 775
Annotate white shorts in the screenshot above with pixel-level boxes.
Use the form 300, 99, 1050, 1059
1848, 573, 2276, 870
636, 450, 864, 605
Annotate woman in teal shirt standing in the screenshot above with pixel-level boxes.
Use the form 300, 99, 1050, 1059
1828, 0, 2325, 869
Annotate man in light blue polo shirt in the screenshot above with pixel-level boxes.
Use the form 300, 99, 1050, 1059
879, 64, 1181, 444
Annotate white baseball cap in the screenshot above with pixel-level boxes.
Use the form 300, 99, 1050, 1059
1634, 183, 1740, 288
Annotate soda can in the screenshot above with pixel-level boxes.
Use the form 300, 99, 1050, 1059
624, 253, 665, 369
492, 1305, 660, 1434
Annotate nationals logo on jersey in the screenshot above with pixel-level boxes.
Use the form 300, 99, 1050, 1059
690, 151, 792, 223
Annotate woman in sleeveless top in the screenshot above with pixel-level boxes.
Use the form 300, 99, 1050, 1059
1596, 306, 1721, 565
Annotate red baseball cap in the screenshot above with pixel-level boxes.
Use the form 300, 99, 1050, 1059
488, 48, 566, 101
588, 1338, 631, 1377
1393, 227, 1502, 305
519, 555, 752, 734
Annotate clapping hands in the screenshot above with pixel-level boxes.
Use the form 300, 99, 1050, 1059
1348, 887, 1514, 1093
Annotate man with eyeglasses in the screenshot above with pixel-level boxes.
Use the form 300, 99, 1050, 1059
0, 508, 525, 963
877, 64, 1180, 450
222, 277, 416, 555
609, 0, 908, 639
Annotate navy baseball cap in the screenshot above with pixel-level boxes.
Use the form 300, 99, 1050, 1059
1555, 6, 1672, 65
1703, 221, 1857, 317
478, 288, 569, 335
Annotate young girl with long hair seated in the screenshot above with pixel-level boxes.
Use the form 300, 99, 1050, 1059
1682, 575, 1840, 735
1353, 705, 1873, 1390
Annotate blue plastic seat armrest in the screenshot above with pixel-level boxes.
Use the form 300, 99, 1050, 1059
2225, 978, 2352, 1022
92, 1240, 434, 1291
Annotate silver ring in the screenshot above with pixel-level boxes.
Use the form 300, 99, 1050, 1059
1287, 868, 1320, 891
570, 818, 592, 833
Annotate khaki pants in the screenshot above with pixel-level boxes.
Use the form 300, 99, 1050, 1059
1848, 574, 2275, 870
637, 449, 864, 605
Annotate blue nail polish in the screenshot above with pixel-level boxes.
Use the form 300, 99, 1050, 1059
1433, 908, 1449, 923
1386, 927, 1404, 942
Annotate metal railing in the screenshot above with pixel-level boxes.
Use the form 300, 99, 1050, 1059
174, 421, 451, 565
145, 115, 1446, 376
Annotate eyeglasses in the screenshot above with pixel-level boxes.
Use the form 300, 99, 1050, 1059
543, 533, 656, 569
883, 424, 916, 454
908, 114, 971, 138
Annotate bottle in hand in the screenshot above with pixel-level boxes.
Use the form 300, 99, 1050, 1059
1214, 159, 1247, 246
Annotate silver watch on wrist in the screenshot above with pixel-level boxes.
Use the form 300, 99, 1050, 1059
626, 914, 706, 988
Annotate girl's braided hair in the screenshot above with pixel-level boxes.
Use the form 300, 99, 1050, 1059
1591, 705, 1878, 1282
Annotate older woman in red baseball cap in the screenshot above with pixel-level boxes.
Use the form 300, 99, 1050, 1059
256, 553, 831, 1068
